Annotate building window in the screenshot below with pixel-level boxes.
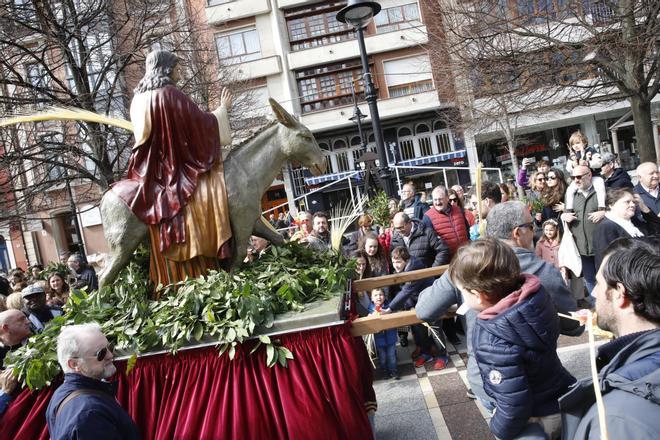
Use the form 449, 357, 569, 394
285, 1, 353, 51
216, 28, 261, 64
383, 55, 433, 98
26, 63, 48, 108
374, 2, 422, 33
208, 0, 233, 6
296, 59, 369, 114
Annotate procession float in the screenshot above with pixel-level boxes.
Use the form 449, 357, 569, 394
0, 50, 389, 440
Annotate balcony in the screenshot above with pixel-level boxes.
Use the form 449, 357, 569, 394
287, 26, 428, 70
277, 0, 319, 8
206, 0, 271, 25
300, 89, 442, 132
226, 55, 282, 81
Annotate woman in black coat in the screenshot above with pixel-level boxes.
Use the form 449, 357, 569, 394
593, 187, 660, 269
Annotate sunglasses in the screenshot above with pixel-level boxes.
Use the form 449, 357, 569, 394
84, 344, 114, 362
571, 172, 590, 180
516, 221, 534, 231
536, 177, 546, 181
449, 198, 457, 203
547, 176, 557, 180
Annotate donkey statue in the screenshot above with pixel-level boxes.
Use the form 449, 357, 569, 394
98, 99, 325, 289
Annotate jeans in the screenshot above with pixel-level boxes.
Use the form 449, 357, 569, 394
377, 344, 397, 374
580, 255, 596, 295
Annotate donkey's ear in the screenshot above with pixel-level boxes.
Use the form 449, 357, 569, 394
269, 98, 298, 128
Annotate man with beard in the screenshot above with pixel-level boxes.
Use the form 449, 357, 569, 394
306, 211, 333, 253
46, 323, 139, 439
22, 284, 63, 332
416, 201, 580, 408
560, 237, 660, 439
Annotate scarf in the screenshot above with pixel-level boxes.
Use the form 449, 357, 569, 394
605, 213, 644, 238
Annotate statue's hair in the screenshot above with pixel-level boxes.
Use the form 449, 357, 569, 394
134, 50, 178, 94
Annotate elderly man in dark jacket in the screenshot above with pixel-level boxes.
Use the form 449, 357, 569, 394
416, 202, 580, 408
67, 254, 98, 292
47, 323, 139, 440
390, 212, 450, 268
600, 152, 632, 189
560, 238, 660, 439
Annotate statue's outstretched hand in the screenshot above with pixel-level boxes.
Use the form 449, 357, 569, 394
221, 88, 233, 112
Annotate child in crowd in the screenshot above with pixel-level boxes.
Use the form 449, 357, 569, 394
351, 250, 372, 317
564, 131, 606, 211
535, 219, 562, 269
386, 246, 449, 370
448, 238, 575, 440
368, 288, 399, 380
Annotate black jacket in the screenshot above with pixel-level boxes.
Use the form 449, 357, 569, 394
390, 220, 450, 268
592, 211, 660, 268
388, 256, 434, 311
604, 167, 633, 189
400, 195, 429, 220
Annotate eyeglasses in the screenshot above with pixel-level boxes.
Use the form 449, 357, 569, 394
571, 172, 590, 180
516, 222, 534, 231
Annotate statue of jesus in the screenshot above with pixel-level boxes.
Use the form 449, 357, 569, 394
111, 50, 234, 286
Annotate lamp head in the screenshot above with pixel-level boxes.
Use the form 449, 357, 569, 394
336, 0, 381, 29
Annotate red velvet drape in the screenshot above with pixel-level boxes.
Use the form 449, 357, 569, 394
0, 323, 374, 440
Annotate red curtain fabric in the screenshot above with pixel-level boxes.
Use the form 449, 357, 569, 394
1, 323, 374, 440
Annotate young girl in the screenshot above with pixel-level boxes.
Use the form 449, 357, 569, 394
360, 232, 390, 278
448, 238, 575, 440
368, 288, 399, 380
350, 250, 372, 316
535, 220, 562, 269
564, 131, 606, 211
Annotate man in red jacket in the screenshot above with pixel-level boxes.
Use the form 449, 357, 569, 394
423, 185, 470, 258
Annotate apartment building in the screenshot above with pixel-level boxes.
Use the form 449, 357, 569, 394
205, 0, 471, 212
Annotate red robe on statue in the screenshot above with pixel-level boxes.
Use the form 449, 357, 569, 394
113, 85, 225, 251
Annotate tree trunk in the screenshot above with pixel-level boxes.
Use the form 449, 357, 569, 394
628, 95, 656, 163
507, 138, 525, 200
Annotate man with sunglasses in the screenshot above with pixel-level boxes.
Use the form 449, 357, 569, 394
562, 165, 604, 295
47, 323, 139, 439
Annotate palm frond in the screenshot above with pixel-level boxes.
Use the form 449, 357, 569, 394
330, 193, 368, 252
0, 107, 134, 132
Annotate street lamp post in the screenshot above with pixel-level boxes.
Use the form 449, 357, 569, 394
337, 0, 394, 197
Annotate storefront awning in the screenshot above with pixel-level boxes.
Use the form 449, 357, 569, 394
304, 170, 361, 186
397, 149, 466, 167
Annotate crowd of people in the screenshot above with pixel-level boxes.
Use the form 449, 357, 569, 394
0, 128, 658, 437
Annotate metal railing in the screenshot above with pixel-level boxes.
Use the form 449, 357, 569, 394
390, 164, 504, 194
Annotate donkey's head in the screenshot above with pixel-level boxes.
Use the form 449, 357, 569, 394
269, 98, 325, 176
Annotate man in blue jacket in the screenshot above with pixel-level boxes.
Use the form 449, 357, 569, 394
46, 323, 139, 440
633, 162, 659, 215
416, 201, 581, 408
560, 237, 660, 439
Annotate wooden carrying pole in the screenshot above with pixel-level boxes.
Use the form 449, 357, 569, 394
350, 265, 456, 337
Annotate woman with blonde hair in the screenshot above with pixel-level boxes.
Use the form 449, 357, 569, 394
5, 292, 24, 311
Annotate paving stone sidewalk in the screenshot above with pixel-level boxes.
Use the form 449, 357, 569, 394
371, 330, 603, 439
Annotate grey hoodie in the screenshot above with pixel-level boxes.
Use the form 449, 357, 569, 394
559, 328, 660, 439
